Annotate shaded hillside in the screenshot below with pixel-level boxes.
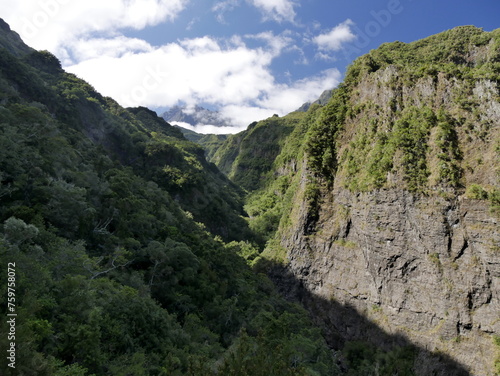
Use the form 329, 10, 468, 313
175, 127, 229, 162
0, 20, 337, 376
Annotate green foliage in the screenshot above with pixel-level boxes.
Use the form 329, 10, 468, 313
3, 21, 498, 376
466, 184, 488, 199
190, 309, 339, 376
392, 107, 435, 191
306, 86, 349, 184
197, 133, 229, 161
344, 26, 500, 87
343, 341, 416, 376
212, 113, 302, 191
494, 335, 500, 375
434, 110, 463, 187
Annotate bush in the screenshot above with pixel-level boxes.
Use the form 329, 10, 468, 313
466, 184, 488, 199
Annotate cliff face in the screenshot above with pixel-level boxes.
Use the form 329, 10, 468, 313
263, 26, 500, 375
281, 187, 497, 375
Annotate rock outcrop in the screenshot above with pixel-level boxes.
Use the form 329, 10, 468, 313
280, 184, 498, 374
270, 26, 500, 375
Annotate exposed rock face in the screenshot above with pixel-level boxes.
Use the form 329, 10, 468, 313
280, 184, 498, 374
273, 27, 500, 375
297, 89, 334, 112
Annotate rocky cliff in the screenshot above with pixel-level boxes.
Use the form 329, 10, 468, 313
279, 185, 497, 375
249, 26, 500, 375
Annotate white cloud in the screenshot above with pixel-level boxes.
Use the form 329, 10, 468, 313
66, 34, 340, 128
66, 36, 276, 113
186, 17, 200, 31
0, 0, 188, 62
2, 1, 341, 132
171, 121, 244, 135
248, 0, 297, 23
314, 19, 356, 51
245, 30, 295, 56
212, 0, 240, 23
212, 0, 297, 23
70, 36, 153, 61
256, 68, 341, 114
219, 105, 279, 128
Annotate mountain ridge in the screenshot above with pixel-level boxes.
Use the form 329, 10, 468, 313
0, 18, 338, 376
161, 104, 232, 128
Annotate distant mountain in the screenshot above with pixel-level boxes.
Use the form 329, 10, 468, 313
296, 89, 333, 112
161, 105, 232, 127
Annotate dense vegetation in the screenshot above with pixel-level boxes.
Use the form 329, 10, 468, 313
210, 113, 303, 191
217, 26, 499, 222
313, 26, 500, 195
0, 23, 338, 376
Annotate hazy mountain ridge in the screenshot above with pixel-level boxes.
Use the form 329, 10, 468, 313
296, 89, 333, 112
162, 105, 233, 128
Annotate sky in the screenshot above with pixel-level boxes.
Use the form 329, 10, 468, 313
1, 0, 499, 133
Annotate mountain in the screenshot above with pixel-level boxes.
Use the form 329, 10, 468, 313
207, 26, 500, 375
0, 19, 336, 376
162, 105, 232, 128
296, 89, 334, 112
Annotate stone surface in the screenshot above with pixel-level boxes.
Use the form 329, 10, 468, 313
278, 181, 498, 374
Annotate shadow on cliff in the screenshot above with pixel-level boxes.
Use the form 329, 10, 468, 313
262, 262, 471, 376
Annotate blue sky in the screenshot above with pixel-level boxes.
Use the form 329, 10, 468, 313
1, 0, 499, 132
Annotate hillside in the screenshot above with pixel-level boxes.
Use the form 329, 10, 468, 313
0, 20, 337, 376
211, 26, 500, 375
210, 113, 304, 192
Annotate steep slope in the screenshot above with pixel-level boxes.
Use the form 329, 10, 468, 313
0, 20, 337, 376
211, 112, 304, 191
230, 26, 499, 375
175, 128, 229, 162
125, 106, 251, 241
297, 89, 334, 112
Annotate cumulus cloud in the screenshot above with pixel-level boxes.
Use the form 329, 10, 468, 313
70, 36, 154, 61
212, 0, 240, 23
212, 0, 297, 23
245, 30, 295, 56
217, 69, 341, 128
257, 68, 341, 113
2, 0, 341, 132
66, 35, 274, 110
66, 34, 340, 128
314, 19, 356, 52
249, 0, 297, 23
0, 0, 188, 63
